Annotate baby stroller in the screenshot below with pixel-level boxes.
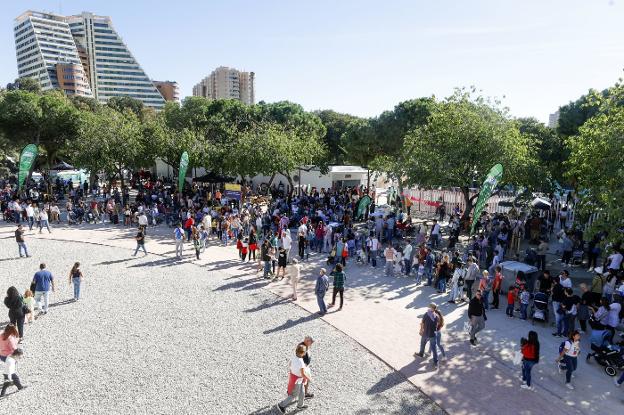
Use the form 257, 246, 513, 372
586, 335, 624, 377
571, 246, 584, 266
326, 246, 337, 266
531, 291, 549, 325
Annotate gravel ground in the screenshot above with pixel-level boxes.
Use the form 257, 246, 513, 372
0, 235, 443, 415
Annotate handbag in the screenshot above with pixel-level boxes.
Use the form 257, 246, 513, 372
463, 321, 472, 334
512, 350, 523, 366
22, 304, 31, 315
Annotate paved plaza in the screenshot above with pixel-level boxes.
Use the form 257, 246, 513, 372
0, 224, 441, 415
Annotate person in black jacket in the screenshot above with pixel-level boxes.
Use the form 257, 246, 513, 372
468, 290, 486, 346
4, 286, 26, 340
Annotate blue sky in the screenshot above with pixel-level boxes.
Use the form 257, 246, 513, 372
2, 0, 623, 122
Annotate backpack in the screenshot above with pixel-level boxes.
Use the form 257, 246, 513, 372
558, 341, 567, 354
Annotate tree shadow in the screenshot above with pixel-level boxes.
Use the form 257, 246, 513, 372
263, 313, 319, 335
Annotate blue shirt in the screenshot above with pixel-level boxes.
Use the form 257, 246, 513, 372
33, 270, 54, 292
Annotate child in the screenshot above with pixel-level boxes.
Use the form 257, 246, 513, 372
200, 226, 209, 252
23, 290, 35, 324
1, 348, 24, 397
506, 288, 516, 318
236, 235, 243, 259
519, 287, 530, 320
416, 263, 425, 285
241, 238, 249, 262
356, 247, 365, 264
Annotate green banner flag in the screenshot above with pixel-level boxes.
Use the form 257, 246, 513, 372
470, 164, 504, 235
356, 195, 371, 219
18, 144, 38, 191
178, 151, 189, 191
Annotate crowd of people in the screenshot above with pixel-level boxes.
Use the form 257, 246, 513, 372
3, 175, 624, 407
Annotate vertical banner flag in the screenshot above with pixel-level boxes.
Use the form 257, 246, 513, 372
470, 164, 504, 235
356, 195, 371, 219
178, 151, 189, 191
224, 183, 242, 201
18, 144, 38, 191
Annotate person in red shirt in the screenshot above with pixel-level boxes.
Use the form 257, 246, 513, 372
492, 265, 503, 309
520, 331, 540, 390
184, 216, 194, 241
506, 287, 516, 318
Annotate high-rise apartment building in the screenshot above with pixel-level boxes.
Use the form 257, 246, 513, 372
14, 10, 166, 109
14, 11, 92, 96
548, 110, 560, 129
153, 80, 180, 102
192, 67, 255, 104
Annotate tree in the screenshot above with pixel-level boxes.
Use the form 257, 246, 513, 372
314, 110, 361, 165
343, 118, 379, 192
6, 77, 41, 93
516, 117, 565, 187
73, 107, 146, 188
107, 96, 145, 120
0, 89, 80, 169
402, 90, 538, 220
565, 81, 624, 242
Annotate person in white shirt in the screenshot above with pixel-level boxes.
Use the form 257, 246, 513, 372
138, 213, 148, 233
559, 270, 573, 289
281, 231, 292, 263
276, 344, 310, 413
557, 330, 581, 389
290, 259, 301, 301
38, 209, 51, 233
430, 220, 441, 249
607, 249, 623, 271
25, 204, 35, 230
403, 243, 413, 275
1, 349, 24, 397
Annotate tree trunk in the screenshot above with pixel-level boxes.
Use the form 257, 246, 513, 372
461, 187, 474, 221
366, 168, 370, 195
284, 173, 295, 198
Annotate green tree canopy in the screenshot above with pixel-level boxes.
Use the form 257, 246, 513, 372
566, 81, 624, 241
402, 90, 537, 218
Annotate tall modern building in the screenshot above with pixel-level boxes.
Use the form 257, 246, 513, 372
153, 80, 180, 102
192, 67, 255, 104
548, 110, 560, 129
14, 10, 166, 109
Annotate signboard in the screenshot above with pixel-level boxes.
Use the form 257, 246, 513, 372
18, 144, 38, 191
224, 183, 241, 201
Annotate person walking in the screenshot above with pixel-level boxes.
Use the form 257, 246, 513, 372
261, 240, 272, 279
369, 235, 379, 267
68, 262, 83, 301
290, 259, 301, 301
328, 264, 346, 310
557, 330, 581, 390
491, 265, 503, 309
3, 287, 26, 341
0, 348, 25, 397
478, 270, 492, 310
15, 225, 29, 258
315, 268, 329, 315
415, 303, 439, 369
32, 263, 55, 315
275, 344, 310, 414
25, 203, 34, 230
133, 228, 147, 256
297, 336, 315, 399
520, 331, 540, 390
174, 223, 184, 259
433, 308, 446, 361
464, 257, 479, 300
38, 208, 51, 233
384, 244, 396, 277
536, 238, 548, 271
0, 325, 19, 362
468, 290, 486, 346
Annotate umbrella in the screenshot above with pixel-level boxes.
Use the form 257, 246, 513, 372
531, 197, 551, 210
193, 172, 235, 183
50, 161, 74, 171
